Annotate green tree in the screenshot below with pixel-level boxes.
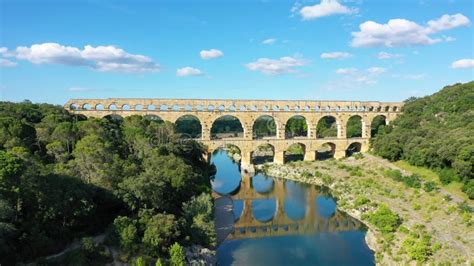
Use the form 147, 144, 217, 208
169, 242, 186, 266
142, 213, 180, 255
365, 205, 401, 234
182, 193, 216, 246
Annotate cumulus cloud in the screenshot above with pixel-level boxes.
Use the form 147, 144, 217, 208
262, 38, 277, 45
4, 42, 160, 73
336, 68, 357, 74
351, 13, 470, 47
0, 47, 8, 55
367, 67, 387, 75
377, 51, 403, 59
0, 58, 17, 67
245, 56, 308, 75
451, 59, 474, 69
176, 66, 203, 77
200, 49, 224, 59
300, 0, 356, 20
321, 51, 353, 59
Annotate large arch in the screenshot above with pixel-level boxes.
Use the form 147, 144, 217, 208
103, 114, 124, 122
252, 115, 277, 139
371, 115, 387, 137
175, 114, 202, 139
285, 115, 308, 139
211, 115, 244, 140
285, 143, 306, 163
346, 142, 362, 157
316, 142, 336, 160
284, 181, 307, 221
210, 145, 242, 195
252, 173, 274, 194
346, 115, 362, 138
143, 114, 164, 123
316, 116, 338, 138
251, 199, 277, 223
251, 143, 275, 165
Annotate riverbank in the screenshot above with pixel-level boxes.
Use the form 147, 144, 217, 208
259, 154, 473, 265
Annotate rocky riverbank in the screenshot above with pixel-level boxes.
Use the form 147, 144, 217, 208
258, 154, 473, 265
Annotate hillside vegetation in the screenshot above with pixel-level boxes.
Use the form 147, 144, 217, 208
0, 101, 215, 265
371, 81, 474, 198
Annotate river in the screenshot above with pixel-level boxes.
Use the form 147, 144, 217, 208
211, 149, 375, 266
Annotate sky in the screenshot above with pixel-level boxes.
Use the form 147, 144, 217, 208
0, 0, 473, 105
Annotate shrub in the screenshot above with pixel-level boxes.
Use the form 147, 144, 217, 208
423, 181, 437, 192
353, 153, 364, 160
354, 196, 370, 207
384, 169, 403, 182
404, 174, 422, 188
461, 179, 474, 199
322, 174, 333, 185
364, 205, 401, 234
439, 168, 460, 185
401, 234, 432, 262
169, 242, 185, 266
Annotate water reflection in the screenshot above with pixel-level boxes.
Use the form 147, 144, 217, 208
212, 149, 375, 266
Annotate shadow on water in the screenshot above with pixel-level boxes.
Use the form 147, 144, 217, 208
212, 149, 375, 266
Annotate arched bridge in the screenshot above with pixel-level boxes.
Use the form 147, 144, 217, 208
65, 98, 403, 169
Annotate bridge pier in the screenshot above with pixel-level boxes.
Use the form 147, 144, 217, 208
304, 150, 316, 161
334, 148, 346, 159
241, 151, 255, 173
274, 151, 285, 164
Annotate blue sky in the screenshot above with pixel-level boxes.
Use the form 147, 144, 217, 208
0, 0, 473, 104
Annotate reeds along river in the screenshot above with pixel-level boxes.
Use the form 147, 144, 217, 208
211, 149, 375, 266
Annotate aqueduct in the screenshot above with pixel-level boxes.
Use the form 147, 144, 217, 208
65, 98, 403, 170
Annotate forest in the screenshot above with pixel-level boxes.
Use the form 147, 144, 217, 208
0, 102, 215, 265
371, 81, 474, 199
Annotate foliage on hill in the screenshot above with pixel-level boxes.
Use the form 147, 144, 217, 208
371, 81, 474, 198
0, 101, 215, 264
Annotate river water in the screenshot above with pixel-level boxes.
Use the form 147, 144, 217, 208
211, 149, 375, 266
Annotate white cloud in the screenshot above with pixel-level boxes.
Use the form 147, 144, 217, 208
6, 42, 160, 73
0, 47, 8, 54
377, 51, 403, 59
336, 68, 357, 74
300, 0, 356, 20
200, 49, 224, 59
321, 51, 353, 59
451, 59, 474, 69
176, 66, 203, 77
245, 56, 308, 75
351, 13, 470, 47
262, 38, 277, 45
0, 58, 17, 67
367, 67, 387, 75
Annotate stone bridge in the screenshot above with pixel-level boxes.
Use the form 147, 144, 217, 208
64, 98, 403, 169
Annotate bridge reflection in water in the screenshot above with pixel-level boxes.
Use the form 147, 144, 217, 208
212, 150, 365, 244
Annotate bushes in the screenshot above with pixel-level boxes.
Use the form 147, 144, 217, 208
439, 168, 461, 185
169, 242, 186, 266
401, 233, 432, 262
364, 205, 401, 234
354, 196, 370, 207
423, 181, 437, 192
461, 180, 474, 199
182, 193, 216, 247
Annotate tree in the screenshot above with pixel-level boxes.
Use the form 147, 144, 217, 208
182, 193, 216, 246
365, 205, 400, 234
142, 213, 180, 255
112, 216, 139, 253
169, 242, 186, 266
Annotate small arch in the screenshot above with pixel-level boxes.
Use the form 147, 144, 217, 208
316, 116, 337, 138
147, 104, 156, 110
360, 106, 366, 112
211, 115, 244, 140
135, 104, 143, 111
294, 105, 301, 111
392, 106, 398, 112
346, 115, 363, 138
103, 114, 124, 122
196, 105, 204, 111
335, 106, 341, 112
384, 106, 390, 112
70, 103, 79, 110
272, 105, 280, 111
109, 104, 118, 110
371, 115, 387, 137
284, 105, 290, 111
316, 142, 336, 160
285, 115, 308, 139
175, 115, 202, 139
229, 105, 236, 112
304, 105, 311, 112
122, 104, 130, 110
250, 105, 257, 111
160, 104, 168, 111
239, 105, 247, 111
253, 115, 277, 139
95, 104, 104, 110
208, 105, 215, 111
346, 142, 362, 157
368, 106, 374, 112
285, 143, 306, 163
184, 104, 192, 111
325, 106, 331, 111
251, 143, 275, 164
262, 105, 269, 111
315, 106, 320, 111
251, 199, 276, 223
218, 105, 225, 111
83, 103, 92, 110
172, 104, 180, 111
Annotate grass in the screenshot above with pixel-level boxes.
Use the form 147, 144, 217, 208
394, 160, 470, 202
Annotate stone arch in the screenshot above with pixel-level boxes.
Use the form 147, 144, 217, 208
210, 115, 244, 140
371, 115, 387, 137
144, 114, 164, 123
160, 104, 168, 111
175, 114, 202, 138
122, 104, 130, 110
70, 103, 79, 110
109, 104, 118, 110
83, 103, 92, 110
346, 142, 362, 157
134, 104, 143, 111
316, 115, 338, 138
172, 104, 180, 111
346, 115, 363, 138
272, 105, 280, 111
103, 114, 124, 122
210, 145, 242, 195
252, 115, 277, 139
285, 143, 306, 163
95, 104, 104, 110
239, 105, 247, 111
251, 143, 275, 164
252, 173, 274, 194
251, 199, 277, 223
285, 115, 308, 139
147, 104, 156, 110
218, 105, 225, 111
316, 142, 336, 160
